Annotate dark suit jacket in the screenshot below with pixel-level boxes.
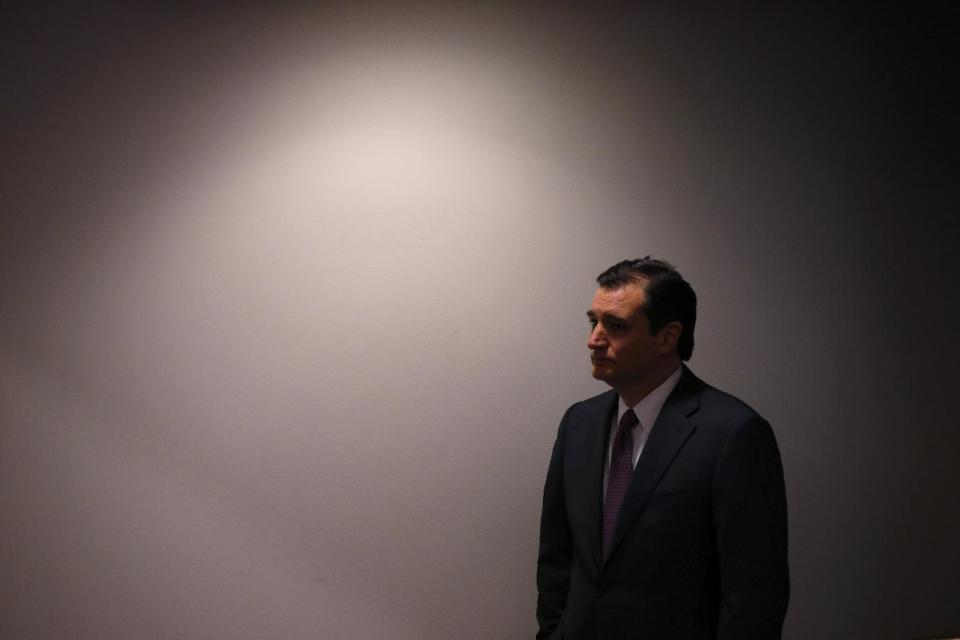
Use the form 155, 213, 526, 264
537, 366, 789, 640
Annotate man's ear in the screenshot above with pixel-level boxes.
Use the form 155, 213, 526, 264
657, 321, 683, 355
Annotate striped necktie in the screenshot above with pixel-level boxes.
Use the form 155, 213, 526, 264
602, 409, 639, 559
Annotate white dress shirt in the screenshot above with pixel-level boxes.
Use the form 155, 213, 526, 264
603, 365, 683, 499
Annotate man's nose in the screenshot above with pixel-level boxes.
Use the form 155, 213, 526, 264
588, 325, 606, 349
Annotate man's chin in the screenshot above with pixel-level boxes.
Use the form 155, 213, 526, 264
591, 364, 613, 382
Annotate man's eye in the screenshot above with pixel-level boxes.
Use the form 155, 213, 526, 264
608, 322, 626, 331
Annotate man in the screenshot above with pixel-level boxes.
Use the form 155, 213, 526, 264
537, 258, 789, 639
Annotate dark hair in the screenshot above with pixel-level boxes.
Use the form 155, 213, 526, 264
596, 257, 697, 361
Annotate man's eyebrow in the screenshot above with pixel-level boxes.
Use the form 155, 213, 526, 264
586, 310, 629, 323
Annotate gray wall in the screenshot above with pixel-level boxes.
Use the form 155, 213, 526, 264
2, 5, 957, 639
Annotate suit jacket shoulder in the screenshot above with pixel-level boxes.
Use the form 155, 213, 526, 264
673, 367, 772, 443
563, 389, 618, 425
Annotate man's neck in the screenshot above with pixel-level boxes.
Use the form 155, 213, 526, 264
616, 361, 682, 407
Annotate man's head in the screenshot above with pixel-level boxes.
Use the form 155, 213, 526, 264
587, 257, 697, 397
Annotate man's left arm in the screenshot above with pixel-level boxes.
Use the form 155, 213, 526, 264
712, 415, 790, 639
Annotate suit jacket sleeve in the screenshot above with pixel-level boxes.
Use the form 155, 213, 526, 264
536, 405, 574, 640
713, 415, 790, 639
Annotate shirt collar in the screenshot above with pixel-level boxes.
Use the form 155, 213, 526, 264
617, 365, 683, 432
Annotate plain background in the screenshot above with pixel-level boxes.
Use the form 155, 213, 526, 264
2, 4, 957, 639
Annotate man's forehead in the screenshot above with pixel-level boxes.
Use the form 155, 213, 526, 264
590, 283, 647, 315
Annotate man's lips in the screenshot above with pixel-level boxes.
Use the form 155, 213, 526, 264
591, 356, 612, 364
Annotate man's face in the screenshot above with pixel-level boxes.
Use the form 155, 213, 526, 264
587, 282, 663, 388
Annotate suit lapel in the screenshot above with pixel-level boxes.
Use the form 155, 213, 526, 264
605, 367, 703, 563
583, 392, 617, 572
